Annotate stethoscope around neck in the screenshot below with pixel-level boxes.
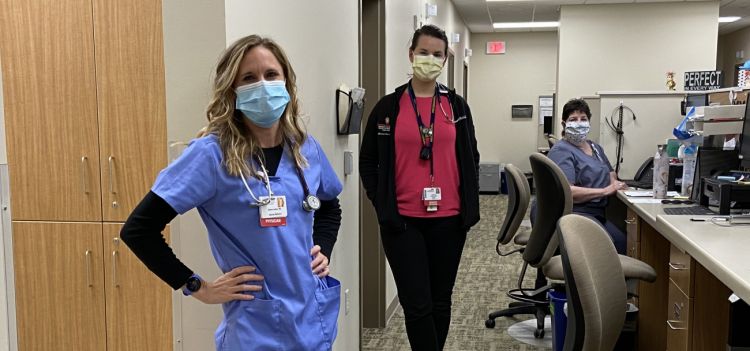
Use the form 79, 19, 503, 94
238, 141, 321, 212
412, 81, 467, 124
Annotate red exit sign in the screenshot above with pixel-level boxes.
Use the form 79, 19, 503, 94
486, 41, 506, 55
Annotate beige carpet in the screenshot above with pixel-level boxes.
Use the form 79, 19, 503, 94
362, 194, 549, 351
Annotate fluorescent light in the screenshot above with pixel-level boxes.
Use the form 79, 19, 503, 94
487, 0, 534, 2
719, 16, 741, 23
493, 21, 559, 29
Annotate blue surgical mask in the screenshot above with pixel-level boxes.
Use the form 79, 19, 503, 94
235, 80, 290, 128
564, 120, 590, 144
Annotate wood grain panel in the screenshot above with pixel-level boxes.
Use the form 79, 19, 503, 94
638, 222, 670, 351
93, 0, 168, 222
12, 221, 106, 351
0, 0, 102, 221
104, 223, 172, 351
691, 263, 730, 350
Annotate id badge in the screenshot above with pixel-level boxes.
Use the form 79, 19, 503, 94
422, 187, 441, 212
259, 196, 287, 227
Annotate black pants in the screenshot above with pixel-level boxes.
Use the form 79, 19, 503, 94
380, 216, 467, 351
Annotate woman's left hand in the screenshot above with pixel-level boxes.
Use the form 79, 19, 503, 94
310, 245, 330, 278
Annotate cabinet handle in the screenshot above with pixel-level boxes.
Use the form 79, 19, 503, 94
108, 156, 116, 194
112, 237, 119, 288
630, 247, 636, 256
666, 320, 686, 330
669, 262, 687, 270
624, 217, 636, 224
80, 157, 89, 194
112, 250, 119, 288
85, 250, 92, 287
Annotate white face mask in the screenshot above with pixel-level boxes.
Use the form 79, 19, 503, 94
412, 55, 444, 81
564, 120, 590, 144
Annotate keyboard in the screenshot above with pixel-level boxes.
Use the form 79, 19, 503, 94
624, 180, 652, 189
663, 206, 715, 215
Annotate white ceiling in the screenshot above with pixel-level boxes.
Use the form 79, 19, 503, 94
452, 0, 750, 34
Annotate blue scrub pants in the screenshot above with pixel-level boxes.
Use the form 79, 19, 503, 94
380, 215, 467, 351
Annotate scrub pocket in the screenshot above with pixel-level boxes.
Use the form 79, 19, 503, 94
314, 276, 341, 350
219, 298, 282, 351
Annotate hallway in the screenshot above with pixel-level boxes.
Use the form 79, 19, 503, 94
362, 195, 548, 350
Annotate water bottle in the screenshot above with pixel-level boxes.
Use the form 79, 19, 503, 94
653, 144, 668, 199
681, 144, 697, 197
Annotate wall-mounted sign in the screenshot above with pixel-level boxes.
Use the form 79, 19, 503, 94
486, 41, 506, 55
684, 71, 722, 91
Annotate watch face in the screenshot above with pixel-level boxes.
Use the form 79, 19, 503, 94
186, 277, 201, 292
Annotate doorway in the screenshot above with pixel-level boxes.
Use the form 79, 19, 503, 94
359, 0, 387, 331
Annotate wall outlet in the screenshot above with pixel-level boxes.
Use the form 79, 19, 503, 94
344, 289, 350, 315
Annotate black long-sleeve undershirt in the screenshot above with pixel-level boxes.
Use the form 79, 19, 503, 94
120, 145, 342, 290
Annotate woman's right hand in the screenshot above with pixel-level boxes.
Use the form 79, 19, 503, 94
192, 266, 264, 304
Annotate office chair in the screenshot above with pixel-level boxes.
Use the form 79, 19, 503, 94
546, 134, 559, 148
495, 164, 530, 256
485, 153, 572, 338
558, 214, 627, 351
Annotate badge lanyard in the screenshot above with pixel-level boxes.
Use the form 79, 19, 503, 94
407, 82, 439, 179
408, 82, 442, 212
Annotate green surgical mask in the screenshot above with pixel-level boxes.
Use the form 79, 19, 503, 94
412, 55, 444, 81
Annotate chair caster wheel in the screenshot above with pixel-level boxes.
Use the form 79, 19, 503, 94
534, 329, 544, 338
485, 319, 496, 329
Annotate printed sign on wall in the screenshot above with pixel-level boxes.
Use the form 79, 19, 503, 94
684, 71, 722, 91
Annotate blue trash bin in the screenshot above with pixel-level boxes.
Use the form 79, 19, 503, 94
500, 170, 508, 194
549, 289, 567, 351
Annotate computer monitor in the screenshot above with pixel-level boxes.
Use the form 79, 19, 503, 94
739, 102, 750, 169
683, 93, 709, 115
690, 148, 741, 201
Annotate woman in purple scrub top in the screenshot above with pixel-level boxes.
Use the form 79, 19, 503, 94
120, 35, 344, 350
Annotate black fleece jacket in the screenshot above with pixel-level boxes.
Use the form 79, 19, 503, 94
359, 82, 480, 232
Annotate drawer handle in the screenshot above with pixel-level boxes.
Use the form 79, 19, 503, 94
669, 262, 687, 270
85, 250, 92, 287
624, 218, 636, 224
666, 320, 686, 330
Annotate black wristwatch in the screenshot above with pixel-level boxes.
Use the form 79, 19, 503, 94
182, 274, 202, 296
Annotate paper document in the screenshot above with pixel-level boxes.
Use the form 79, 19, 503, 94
624, 190, 680, 198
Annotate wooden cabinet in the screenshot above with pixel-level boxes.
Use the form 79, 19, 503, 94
0, 0, 102, 222
93, 0, 167, 222
104, 224, 172, 351
666, 280, 692, 351
12, 222, 107, 351
0, 0, 166, 222
12, 222, 172, 351
1, 0, 170, 350
638, 222, 671, 351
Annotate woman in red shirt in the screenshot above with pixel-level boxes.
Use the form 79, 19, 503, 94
360, 24, 480, 351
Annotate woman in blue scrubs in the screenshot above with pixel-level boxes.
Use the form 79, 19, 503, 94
547, 98, 628, 254
120, 35, 343, 350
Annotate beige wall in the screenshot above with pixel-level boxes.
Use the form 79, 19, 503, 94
384, 0, 471, 313
718, 26, 750, 87
468, 32, 558, 172
224, 1, 361, 350
161, 1, 227, 350
557, 2, 719, 124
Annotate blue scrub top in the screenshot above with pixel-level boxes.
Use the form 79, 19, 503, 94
548, 139, 613, 214
152, 134, 343, 351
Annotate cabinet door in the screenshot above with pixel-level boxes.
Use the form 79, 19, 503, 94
13, 222, 106, 351
0, 0, 103, 221
638, 222, 671, 351
93, 0, 168, 221
104, 223, 173, 351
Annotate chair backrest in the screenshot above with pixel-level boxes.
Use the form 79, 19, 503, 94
523, 153, 572, 267
497, 164, 531, 245
559, 214, 627, 351
546, 134, 558, 148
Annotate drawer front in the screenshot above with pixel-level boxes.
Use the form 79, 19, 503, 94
479, 163, 499, 174
479, 174, 500, 192
669, 244, 695, 297
666, 281, 692, 351
625, 208, 639, 255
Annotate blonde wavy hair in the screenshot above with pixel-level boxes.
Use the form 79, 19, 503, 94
201, 35, 307, 179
